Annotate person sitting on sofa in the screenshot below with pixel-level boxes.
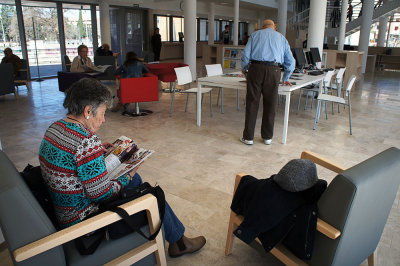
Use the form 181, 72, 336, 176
1, 47, 22, 77
112, 51, 150, 112
38, 78, 206, 257
70, 44, 95, 73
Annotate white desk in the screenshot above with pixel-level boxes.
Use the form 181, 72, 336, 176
197, 73, 324, 144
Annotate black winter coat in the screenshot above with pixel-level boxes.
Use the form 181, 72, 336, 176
231, 175, 327, 260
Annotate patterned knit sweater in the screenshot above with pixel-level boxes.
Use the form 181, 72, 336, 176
39, 119, 130, 228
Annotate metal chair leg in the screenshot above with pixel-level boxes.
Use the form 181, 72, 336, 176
348, 103, 352, 135
237, 89, 239, 111
170, 90, 176, 117
313, 100, 321, 130
296, 89, 302, 115
185, 93, 190, 112
325, 101, 328, 120
221, 88, 224, 114
210, 91, 213, 117
217, 87, 221, 107
305, 91, 309, 110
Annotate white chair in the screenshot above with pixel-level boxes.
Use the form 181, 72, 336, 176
313, 75, 357, 135
205, 64, 241, 113
170, 66, 213, 117
328, 67, 346, 113
296, 70, 335, 114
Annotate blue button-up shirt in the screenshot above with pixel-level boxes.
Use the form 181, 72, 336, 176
241, 28, 295, 81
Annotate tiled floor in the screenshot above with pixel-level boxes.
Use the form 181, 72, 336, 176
0, 67, 399, 265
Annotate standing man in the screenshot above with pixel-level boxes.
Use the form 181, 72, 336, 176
240, 19, 295, 146
151, 28, 162, 61
1, 48, 22, 77
221, 25, 230, 44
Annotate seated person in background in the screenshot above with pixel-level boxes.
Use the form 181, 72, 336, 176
70, 44, 95, 73
96, 43, 119, 57
39, 78, 206, 257
112, 52, 150, 112
1, 47, 22, 77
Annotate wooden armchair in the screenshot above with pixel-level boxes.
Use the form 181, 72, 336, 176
0, 150, 166, 266
225, 148, 400, 266
14, 59, 31, 91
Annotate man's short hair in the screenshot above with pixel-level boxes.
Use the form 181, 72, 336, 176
77, 44, 88, 53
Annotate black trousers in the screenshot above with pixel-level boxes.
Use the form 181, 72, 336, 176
243, 63, 280, 141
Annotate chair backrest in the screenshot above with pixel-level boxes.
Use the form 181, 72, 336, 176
174, 66, 193, 85
63, 55, 71, 72
335, 68, 346, 83
57, 71, 91, 92
345, 75, 357, 94
323, 70, 335, 88
0, 150, 66, 265
205, 64, 223, 77
119, 73, 159, 104
0, 63, 15, 96
310, 147, 400, 266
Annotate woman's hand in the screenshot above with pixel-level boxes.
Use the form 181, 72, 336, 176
126, 163, 142, 181
102, 142, 114, 153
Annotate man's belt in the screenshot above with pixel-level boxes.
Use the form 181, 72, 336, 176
250, 60, 280, 66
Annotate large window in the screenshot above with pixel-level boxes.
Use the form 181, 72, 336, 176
155, 15, 169, 42
63, 4, 96, 61
198, 18, 208, 41
172, 16, 184, 42
0, 4, 22, 58
22, 1, 61, 78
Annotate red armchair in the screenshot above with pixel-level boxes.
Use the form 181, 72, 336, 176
145, 63, 188, 92
117, 73, 159, 116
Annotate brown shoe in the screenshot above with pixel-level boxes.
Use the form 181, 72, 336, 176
111, 102, 123, 112
168, 235, 206, 258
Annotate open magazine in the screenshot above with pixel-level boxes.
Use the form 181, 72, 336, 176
85, 65, 113, 75
104, 136, 154, 180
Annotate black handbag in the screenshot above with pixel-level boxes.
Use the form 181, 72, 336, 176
76, 182, 165, 255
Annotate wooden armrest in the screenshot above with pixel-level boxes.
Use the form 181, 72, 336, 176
301, 150, 346, 173
13, 194, 160, 262
18, 68, 28, 72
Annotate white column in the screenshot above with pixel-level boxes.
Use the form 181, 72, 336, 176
307, 0, 327, 68
277, 0, 288, 37
99, 0, 111, 47
184, 0, 197, 80
338, 0, 348, 50
358, 0, 374, 73
377, 15, 389, 47
208, 2, 215, 45
233, 0, 239, 45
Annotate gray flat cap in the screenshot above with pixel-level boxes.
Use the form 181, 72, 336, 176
273, 159, 318, 192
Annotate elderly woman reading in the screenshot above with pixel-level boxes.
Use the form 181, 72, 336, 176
39, 78, 205, 257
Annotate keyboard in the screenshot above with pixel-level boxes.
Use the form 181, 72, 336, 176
323, 68, 334, 72
308, 70, 324, 76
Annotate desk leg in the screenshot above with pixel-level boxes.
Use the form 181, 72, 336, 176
197, 83, 202, 126
282, 92, 291, 144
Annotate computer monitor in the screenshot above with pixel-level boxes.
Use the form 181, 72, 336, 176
310, 47, 322, 64
291, 48, 306, 68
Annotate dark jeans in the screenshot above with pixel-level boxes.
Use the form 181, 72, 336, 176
125, 173, 185, 243
243, 63, 281, 141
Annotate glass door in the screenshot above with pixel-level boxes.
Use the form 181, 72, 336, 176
22, 1, 61, 78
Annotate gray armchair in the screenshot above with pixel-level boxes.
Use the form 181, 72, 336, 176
0, 150, 166, 265
226, 147, 400, 266
0, 63, 16, 97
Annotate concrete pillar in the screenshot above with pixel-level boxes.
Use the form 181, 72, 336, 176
233, 0, 239, 45
91, 5, 99, 51
184, 0, 196, 80
99, 0, 111, 47
377, 15, 389, 47
277, 0, 288, 37
358, 0, 374, 73
208, 2, 215, 45
307, 0, 327, 68
338, 0, 348, 50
